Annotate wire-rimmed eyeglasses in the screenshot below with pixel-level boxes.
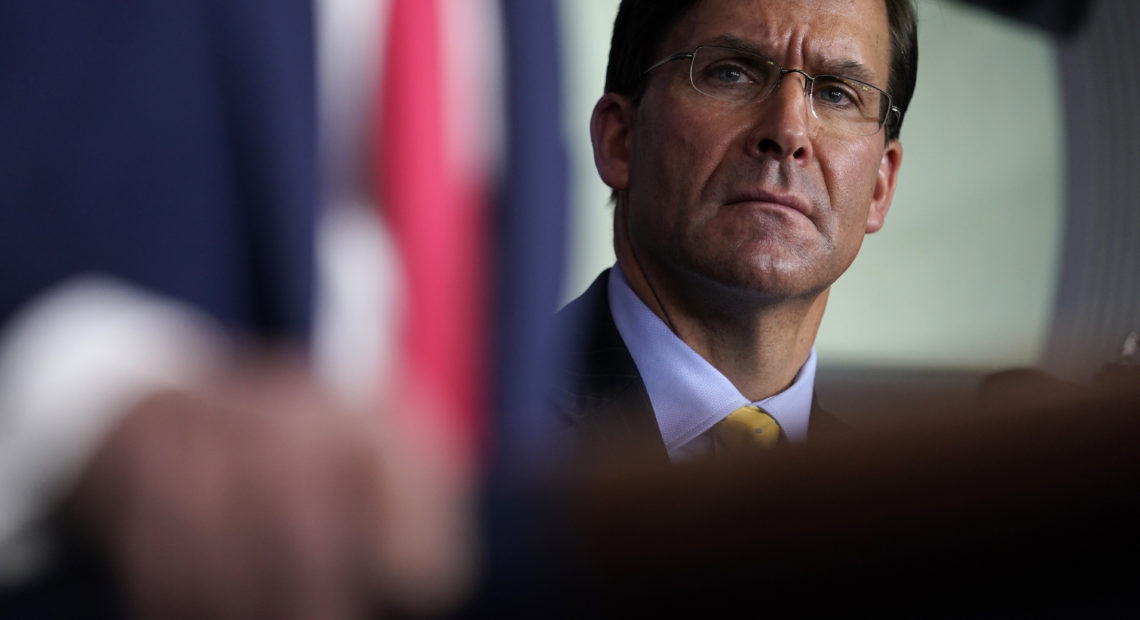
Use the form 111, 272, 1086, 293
644, 45, 899, 137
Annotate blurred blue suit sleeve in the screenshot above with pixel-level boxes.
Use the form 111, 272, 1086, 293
0, 2, 318, 616
0, 0, 318, 343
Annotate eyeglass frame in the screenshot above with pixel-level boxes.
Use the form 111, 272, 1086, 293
642, 45, 901, 136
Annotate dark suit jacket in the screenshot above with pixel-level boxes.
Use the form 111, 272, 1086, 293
549, 269, 849, 464
0, 0, 317, 343
0, 3, 317, 617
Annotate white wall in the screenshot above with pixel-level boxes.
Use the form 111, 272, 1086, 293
556, 0, 623, 300
556, 0, 1064, 372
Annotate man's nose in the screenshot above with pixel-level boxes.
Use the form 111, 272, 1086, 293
746, 71, 814, 163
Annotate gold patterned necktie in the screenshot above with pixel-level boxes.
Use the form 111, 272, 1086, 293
713, 405, 785, 451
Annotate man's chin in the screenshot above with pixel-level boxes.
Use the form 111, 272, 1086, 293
686, 259, 829, 304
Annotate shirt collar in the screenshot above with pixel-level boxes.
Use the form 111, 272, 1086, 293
607, 265, 817, 458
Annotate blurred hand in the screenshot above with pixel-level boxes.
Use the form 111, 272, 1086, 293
63, 357, 472, 620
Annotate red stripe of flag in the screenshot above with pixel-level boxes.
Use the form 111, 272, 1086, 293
378, 0, 486, 473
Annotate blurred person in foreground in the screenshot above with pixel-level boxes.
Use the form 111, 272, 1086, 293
0, 1, 473, 618
552, 0, 916, 460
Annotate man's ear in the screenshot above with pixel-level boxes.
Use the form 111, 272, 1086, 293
590, 93, 636, 192
865, 139, 902, 234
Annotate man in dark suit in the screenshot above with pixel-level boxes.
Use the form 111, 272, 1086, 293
552, 0, 917, 461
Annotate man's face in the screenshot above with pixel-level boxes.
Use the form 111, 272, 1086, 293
609, 0, 901, 301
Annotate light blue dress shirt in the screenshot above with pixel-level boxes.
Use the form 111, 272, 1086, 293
607, 266, 817, 461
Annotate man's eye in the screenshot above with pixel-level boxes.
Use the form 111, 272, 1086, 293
818, 86, 851, 104
711, 64, 749, 83
814, 81, 860, 108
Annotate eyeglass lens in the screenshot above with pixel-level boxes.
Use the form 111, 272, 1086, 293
688, 46, 887, 136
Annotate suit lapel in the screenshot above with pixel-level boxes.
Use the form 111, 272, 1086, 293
549, 270, 852, 463
808, 394, 851, 442
550, 270, 669, 463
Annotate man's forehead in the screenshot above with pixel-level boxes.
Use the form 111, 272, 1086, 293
663, 0, 891, 79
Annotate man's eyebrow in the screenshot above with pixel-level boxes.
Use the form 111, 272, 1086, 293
703, 34, 770, 57
701, 34, 881, 85
817, 59, 878, 85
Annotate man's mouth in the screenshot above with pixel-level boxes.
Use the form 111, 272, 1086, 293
725, 189, 813, 218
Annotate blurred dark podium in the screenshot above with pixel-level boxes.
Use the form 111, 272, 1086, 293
538, 374, 1140, 617
5, 375, 1139, 618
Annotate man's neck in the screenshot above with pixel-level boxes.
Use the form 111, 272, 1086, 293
616, 255, 827, 403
